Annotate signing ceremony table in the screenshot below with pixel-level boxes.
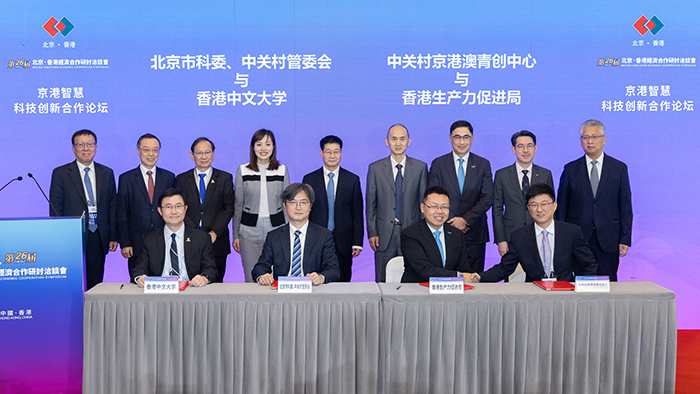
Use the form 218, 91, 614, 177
83, 282, 381, 394
378, 282, 676, 394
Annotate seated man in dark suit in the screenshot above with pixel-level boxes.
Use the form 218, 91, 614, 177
131, 188, 218, 287
252, 183, 340, 286
470, 183, 597, 283
400, 186, 474, 283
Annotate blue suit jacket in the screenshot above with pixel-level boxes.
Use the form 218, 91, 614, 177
556, 154, 632, 254
303, 167, 364, 256
116, 166, 175, 257
428, 152, 493, 243
49, 161, 117, 252
251, 222, 340, 283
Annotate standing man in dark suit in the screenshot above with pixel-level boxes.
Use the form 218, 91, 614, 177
131, 188, 217, 287
493, 130, 554, 257
427, 120, 493, 272
556, 119, 632, 281
302, 135, 363, 282
366, 124, 428, 282
472, 184, 597, 283
400, 186, 474, 283
252, 183, 340, 285
174, 137, 234, 282
117, 133, 175, 275
49, 129, 118, 289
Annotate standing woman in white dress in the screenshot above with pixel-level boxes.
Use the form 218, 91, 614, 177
232, 129, 289, 282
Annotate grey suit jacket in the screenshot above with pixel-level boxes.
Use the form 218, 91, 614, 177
366, 156, 428, 251
492, 163, 554, 244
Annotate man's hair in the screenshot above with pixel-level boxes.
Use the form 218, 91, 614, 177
158, 188, 186, 207
387, 123, 409, 139
423, 186, 450, 202
247, 129, 280, 172
283, 183, 315, 205
137, 133, 161, 148
510, 130, 537, 146
449, 120, 473, 135
525, 183, 556, 203
72, 129, 97, 145
579, 119, 605, 136
320, 135, 343, 150
190, 137, 215, 153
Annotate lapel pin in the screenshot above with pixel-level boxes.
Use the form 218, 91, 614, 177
210, 179, 215, 184
471, 165, 476, 168
186, 238, 191, 243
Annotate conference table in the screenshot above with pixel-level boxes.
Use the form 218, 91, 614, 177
83, 282, 382, 394
84, 281, 676, 394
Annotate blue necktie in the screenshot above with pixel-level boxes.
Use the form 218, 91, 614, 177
542, 229, 552, 278
395, 164, 403, 221
434, 230, 445, 267
83, 167, 98, 232
198, 173, 206, 205
457, 158, 465, 193
327, 173, 335, 231
291, 230, 302, 276
170, 233, 181, 278
590, 160, 599, 197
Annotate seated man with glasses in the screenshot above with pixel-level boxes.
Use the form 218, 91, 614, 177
470, 183, 597, 283
400, 186, 474, 283
131, 188, 218, 287
252, 183, 340, 286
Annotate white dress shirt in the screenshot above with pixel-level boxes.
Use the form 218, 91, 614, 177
162, 224, 190, 281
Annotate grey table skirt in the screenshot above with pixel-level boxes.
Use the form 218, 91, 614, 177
84, 281, 675, 394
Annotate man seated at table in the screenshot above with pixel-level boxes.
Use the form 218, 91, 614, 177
400, 186, 474, 283
252, 183, 340, 286
131, 188, 218, 287
470, 183, 597, 283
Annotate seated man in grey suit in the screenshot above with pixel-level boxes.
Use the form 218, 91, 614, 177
471, 184, 597, 283
400, 186, 474, 283
131, 188, 218, 287
252, 183, 340, 285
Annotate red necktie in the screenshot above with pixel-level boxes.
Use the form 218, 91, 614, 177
147, 171, 154, 203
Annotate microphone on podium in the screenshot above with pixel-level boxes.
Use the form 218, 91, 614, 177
28, 173, 59, 216
0, 176, 23, 193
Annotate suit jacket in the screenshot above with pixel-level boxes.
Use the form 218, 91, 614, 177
480, 221, 597, 282
556, 154, 632, 253
116, 166, 175, 256
303, 167, 364, 256
366, 156, 428, 251
400, 220, 472, 283
49, 161, 117, 252
174, 168, 235, 257
428, 152, 493, 243
130, 225, 218, 282
492, 163, 554, 244
251, 222, 340, 283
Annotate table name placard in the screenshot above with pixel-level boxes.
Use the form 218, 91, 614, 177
575, 276, 611, 292
429, 277, 465, 294
144, 277, 179, 293
278, 276, 312, 293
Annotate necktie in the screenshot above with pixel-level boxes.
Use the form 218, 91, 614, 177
395, 164, 403, 221
434, 230, 445, 267
147, 170, 154, 204
327, 173, 335, 231
590, 160, 599, 197
521, 169, 530, 201
84, 167, 98, 232
291, 230, 302, 276
542, 229, 552, 278
457, 158, 465, 193
198, 173, 206, 205
170, 233, 180, 278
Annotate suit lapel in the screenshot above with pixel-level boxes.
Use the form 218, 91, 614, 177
532, 164, 544, 184
302, 224, 316, 271
526, 225, 545, 278
68, 162, 88, 206
94, 163, 103, 204
183, 226, 194, 278
203, 168, 218, 205
154, 228, 166, 274
577, 157, 595, 200
133, 167, 151, 205
281, 224, 292, 271
153, 168, 168, 206
419, 222, 443, 267
184, 169, 201, 205
312, 169, 328, 204
382, 158, 396, 194
507, 164, 524, 207
443, 226, 459, 269
444, 154, 462, 196
596, 157, 612, 201
461, 154, 480, 197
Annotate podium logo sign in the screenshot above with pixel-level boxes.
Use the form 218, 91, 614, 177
633, 15, 664, 36
43, 16, 75, 37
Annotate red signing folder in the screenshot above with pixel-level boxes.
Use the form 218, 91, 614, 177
533, 281, 575, 291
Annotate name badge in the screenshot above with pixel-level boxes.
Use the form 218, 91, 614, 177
144, 276, 179, 293
277, 276, 312, 293
88, 205, 98, 226
575, 276, 611, 292
429, 277, 464, 294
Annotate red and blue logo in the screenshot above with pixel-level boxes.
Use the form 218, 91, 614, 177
43, 16, 74, 37
633, 15, 664, 36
